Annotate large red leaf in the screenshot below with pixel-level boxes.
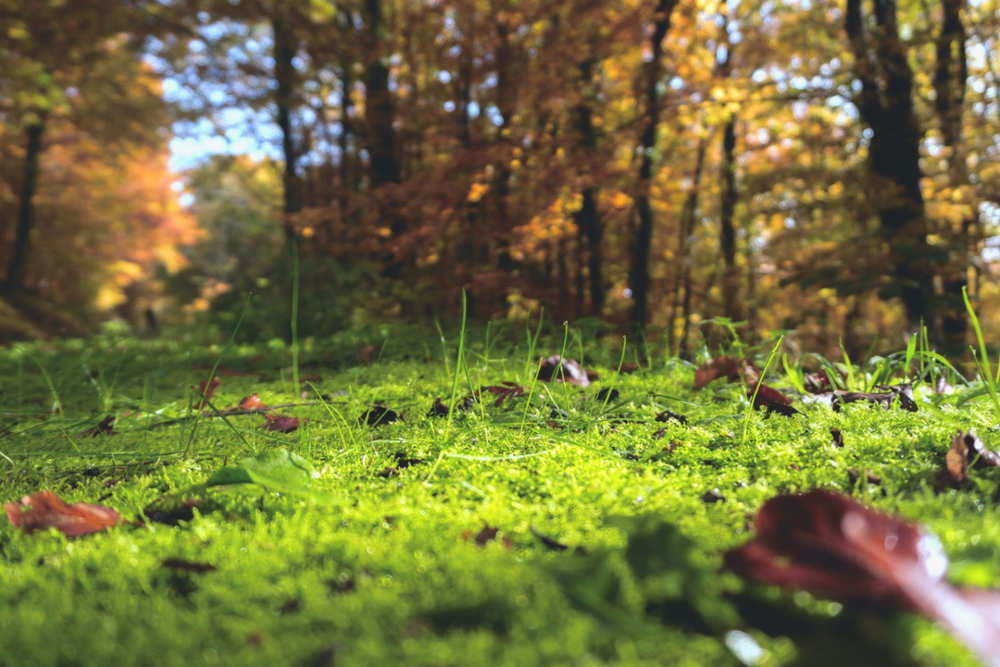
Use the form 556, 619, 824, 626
5, 490, 122, 538
694, 356, 759, 389
726, 490, 1000, 665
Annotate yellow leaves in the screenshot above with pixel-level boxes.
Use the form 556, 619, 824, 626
506, 291, 540, 321
828, 182, 844, 198
377, 226, 392, 238
466, 182, 489, 203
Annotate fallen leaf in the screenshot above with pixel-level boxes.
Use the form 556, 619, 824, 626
596, 387, 620, 403
194, 376, 220, 409
537, 356, 591, 387
619, 362, 639, 374
725, 489, 1000, 666
479, 381, 525, 407
427, 398, 450, 417
466, 524, 499, 547
359, 405, 403, 426
803, 371, 833, 393
830, 427, 845, 447
81, 415, 116, 437
942, 431, 1000, 484
694, 356, 759, 389
655, 409, 688, 425
530, 525, 571, 551
261, 414, 299, 433
751, 383, 801, 417
829, 386, 918, 412
239, 394, 266, 411
378, 452, 425, 477
5, 490, 122, 537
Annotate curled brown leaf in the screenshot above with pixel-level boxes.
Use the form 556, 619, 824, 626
5, 490, 122, 538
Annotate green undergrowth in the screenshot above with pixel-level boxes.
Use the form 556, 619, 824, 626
1, 322, 999, 666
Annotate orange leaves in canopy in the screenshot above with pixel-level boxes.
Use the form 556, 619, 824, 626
5, 491, 123, 538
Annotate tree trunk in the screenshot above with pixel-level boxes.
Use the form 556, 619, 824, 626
273, 10, 301, 232
493, 20, 514, 272
364, 0, 400, 190
719, 115, 739, 320
845, 0, 934, 332
3, 116, 46, 294
338, 58, 353, 222
574, 57, 604, 316
629, 0, 679, 334
934, 0, 975, 356
671, 138, 707, 356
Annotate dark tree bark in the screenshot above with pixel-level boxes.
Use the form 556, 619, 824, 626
574, 57, 605, 316
273, 10, 301, 231
493, 19, 514, 272
364, 0, 401, 190
669, 138, 707, 356
719, 115, 739, 320
933, 0, 975, 355
338, 58, 353, 222
845, 0, 934, 331
3, 116, 46, 294
629, 0, 679, 333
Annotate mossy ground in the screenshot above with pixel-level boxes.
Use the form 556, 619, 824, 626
1, 322, 998, 666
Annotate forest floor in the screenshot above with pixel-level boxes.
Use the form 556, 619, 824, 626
1, 322, 998, 666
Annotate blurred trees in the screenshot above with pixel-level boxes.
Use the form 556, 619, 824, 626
3, 0, 1000, 354
0, 0, 199, 332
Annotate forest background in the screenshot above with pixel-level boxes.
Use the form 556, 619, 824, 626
1, 0, 999, 360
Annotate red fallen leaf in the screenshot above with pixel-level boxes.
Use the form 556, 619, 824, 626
5, 490, 122, 537
726, 490, 1000, 666
161, 558, 217, 573
238, 394, 266, 411
479, 381, 525, 407
750, 382, 801, 416
194, 376, 220, 409
942, 431, 1000, 484
537, 356, 591, 387
694, 356, 759, 389
261, 414, 299, 433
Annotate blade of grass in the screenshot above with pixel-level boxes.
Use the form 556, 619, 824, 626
741, 335, 784, 446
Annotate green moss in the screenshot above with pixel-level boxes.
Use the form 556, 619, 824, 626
0, 326, 993, 665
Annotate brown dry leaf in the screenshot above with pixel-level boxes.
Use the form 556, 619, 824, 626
238, 394, 266, 411
751, 382, 801, 416
81, 415, 116, 437
261, 414, 300, 433
5, 490, 122, 537
537, 356, 591, 387
942, 431, 1000, 484
694, 356, 759, 389
725, 490, 1000, 666
194, 376, 220, 409
480, 381, 525, 406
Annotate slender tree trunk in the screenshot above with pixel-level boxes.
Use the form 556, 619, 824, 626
273, 10, 301, 233
845, 0, 933, 332
494, 20, 514, 272
629, 0, 679, 333
364, 0, 401, 191
670, 138, 707, 356
719, 115, 739, 320
338, 59, 353, 223
574, 57, 604, 316
3, 116, 45, 294
934, 0, 974, 355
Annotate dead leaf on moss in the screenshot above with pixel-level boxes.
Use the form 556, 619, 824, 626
261, 414, 300, 433
725, 489, 1000, 665
5, 490, 122, 537
537, 356, 592, 387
